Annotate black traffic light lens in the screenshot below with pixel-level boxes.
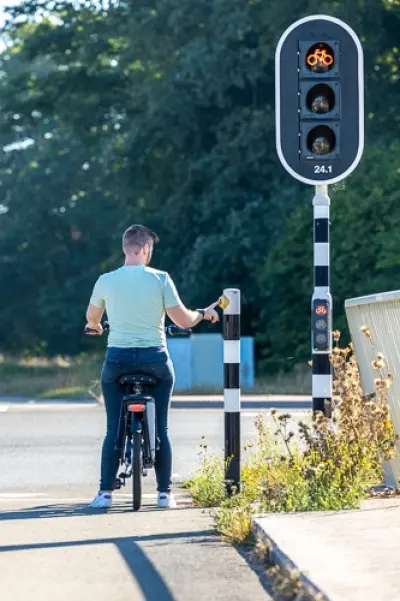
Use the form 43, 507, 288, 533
307, 125, 336, 155
306, 43, 335, 74
306, 84, 335, 114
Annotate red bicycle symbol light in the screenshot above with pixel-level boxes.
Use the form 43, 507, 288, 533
315, 304, 328, 316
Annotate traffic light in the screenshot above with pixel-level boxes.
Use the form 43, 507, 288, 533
312, 298, 332, 353
276, 15, 364, 185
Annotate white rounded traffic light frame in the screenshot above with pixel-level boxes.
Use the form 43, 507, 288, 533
275, 15, 364, 186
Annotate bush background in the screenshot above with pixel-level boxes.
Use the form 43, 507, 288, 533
0, 0, 399, 376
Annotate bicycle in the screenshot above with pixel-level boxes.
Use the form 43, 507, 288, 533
85, 321, 191, 511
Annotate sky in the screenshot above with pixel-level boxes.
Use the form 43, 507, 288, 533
0, 1, 20, 26
0, 0, 20, 49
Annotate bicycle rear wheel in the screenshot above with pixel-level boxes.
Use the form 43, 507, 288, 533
132, 419, 143, 511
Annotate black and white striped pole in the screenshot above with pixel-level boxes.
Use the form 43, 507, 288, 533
221, 288, 241, 494
312, 185, 332, 414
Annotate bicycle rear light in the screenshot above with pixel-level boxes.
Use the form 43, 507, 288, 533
128, 404, 145, 412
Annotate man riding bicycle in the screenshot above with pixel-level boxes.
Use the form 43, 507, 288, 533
86, 225, 219, 509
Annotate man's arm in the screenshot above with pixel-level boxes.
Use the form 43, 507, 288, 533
166, 305, 204, 329
86, 276, 105, 333
167, 303, 219, 328
163, 273, 219, 328
86, 304, 104, 330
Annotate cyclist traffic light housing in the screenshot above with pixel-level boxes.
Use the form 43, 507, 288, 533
276, 15, 364, 185
312, 299, 332, 353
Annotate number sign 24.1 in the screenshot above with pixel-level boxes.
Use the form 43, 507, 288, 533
314, 165, 332, 174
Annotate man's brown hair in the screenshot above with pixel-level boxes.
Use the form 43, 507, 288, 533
122, 225, 159, 255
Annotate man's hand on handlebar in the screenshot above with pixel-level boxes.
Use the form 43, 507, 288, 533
84, 323, 104, 336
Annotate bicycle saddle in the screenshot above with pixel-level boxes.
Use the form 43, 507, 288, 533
118, 373, 157, 387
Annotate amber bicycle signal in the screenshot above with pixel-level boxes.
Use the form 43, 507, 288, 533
307, 48, 334, 68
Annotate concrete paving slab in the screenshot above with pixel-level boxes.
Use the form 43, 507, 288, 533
0, 500, 271, 601
254, 498, 400, 601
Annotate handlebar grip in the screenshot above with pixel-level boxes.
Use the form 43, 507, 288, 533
166, 325, 192, 337
84, 321, 110, 335
84, 326, 98, 335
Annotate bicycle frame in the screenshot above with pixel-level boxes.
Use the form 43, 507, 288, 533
114, 380, 157, 488
128, 398, 156, 469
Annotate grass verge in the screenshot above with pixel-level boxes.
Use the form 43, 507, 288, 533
0, 353, 311, 399
0, 355, 103, 399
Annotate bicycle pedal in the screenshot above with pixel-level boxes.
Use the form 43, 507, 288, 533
117, 473, 127, 487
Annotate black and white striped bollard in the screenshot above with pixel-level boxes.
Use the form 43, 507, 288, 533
312, 185, 333, 415
222, 288, 241, 493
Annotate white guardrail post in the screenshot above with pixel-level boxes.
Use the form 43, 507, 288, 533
345, 290, 400, 486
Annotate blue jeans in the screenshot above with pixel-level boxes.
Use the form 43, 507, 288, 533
100, 346, 175, 493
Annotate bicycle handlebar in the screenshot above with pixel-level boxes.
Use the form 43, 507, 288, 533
165, 325, 192, 337
84, 322, 192, 337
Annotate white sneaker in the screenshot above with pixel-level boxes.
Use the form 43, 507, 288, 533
157, 492, 177, 509
90, 492, 112, 508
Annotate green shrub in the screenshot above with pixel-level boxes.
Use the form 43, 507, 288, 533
185, 451, 227, 508
187, 331, 397, 543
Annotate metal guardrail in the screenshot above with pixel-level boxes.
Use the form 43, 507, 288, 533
345, 290, 400, 486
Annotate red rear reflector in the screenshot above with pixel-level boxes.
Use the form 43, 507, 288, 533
128, 404, 145, 412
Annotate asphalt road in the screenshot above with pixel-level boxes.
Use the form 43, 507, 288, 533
0, 402, 309, 601
0, 402, 308, 493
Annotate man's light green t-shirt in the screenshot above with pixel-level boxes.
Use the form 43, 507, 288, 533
89, 266, 181, 348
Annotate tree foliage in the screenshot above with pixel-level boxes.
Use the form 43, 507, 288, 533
258, 140, 400, 371
0, 0, 399, 367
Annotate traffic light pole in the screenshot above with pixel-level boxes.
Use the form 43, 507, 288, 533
312, 184, 332, 415
275, 15, 363, 416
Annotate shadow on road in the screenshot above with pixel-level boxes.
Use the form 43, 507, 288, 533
0, 501, 197, 521
0, 530, 217, 601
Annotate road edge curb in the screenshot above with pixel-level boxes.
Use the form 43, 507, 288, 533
252, 517, 332, 601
